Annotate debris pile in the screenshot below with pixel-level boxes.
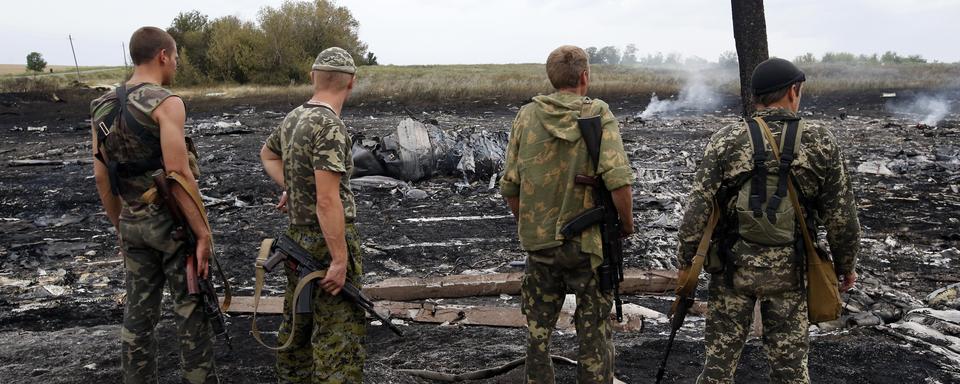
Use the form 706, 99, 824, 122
353, 118, 508, 182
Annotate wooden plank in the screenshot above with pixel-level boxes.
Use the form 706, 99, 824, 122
226, 298, 649, 332
363, 269, 677, 301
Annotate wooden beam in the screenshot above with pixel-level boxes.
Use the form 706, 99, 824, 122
229, 296, 650, 332
362, 269, 677, 301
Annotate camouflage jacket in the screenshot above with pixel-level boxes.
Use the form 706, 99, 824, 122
500, 92, 633, 268
677, 108, 861, 274
265, 103, 356, 226
90, 83, 198, 213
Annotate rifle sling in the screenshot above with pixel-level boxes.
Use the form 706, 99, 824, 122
251, 237, 329, 351
671, 201, 719, 316
163, 171, 231, 312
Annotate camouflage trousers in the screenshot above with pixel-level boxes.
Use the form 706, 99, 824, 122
118, 207, 218, 384
276, 224, 366, 384
521, 241, 614, 384
698, 265, 809, 384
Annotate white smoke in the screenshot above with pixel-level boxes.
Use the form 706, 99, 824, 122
888, 95, 951, 126
639, 72, 720, 119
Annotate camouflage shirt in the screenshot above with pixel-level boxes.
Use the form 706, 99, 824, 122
90, 83, 198, 212
500, 92, 634, 268
677, 108, 861, 274
265, 103, 355, 225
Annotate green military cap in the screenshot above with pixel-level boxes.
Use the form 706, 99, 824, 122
312, 47, 356, 74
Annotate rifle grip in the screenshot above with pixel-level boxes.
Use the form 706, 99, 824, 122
262, 250, 285, 272
185, 254, 200, 295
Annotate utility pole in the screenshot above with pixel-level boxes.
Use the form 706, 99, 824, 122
68, 34, 81, 83
122, 42, 128, 69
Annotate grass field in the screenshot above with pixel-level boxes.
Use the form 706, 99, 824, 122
0, 64, 119, 77
3, 62, 960, 103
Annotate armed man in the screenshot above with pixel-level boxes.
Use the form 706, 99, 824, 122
676, 57, 861, 383
90, 27, 219, 383
259, 47, 366, 383
500, 45, 635, 384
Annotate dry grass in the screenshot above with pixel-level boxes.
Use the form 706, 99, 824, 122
177, 63, 960, 105
4, 63, 959, 103
0, 64, 117, 77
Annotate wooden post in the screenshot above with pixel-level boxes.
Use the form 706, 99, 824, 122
68, 35, 81, 82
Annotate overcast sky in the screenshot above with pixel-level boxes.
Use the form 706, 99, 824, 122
2, 0, 958, 66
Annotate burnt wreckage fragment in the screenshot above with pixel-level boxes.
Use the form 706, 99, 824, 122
352, 118, 508, 182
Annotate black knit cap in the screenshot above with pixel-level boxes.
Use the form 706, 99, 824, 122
751, 57, 806, 95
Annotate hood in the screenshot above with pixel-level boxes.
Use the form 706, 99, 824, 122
530, 92, 589, 142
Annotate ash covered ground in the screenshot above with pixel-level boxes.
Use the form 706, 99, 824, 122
2, 89, 960, 383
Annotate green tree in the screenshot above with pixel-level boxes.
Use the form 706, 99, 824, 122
640, 52, 664, 66
596, 46, 621, 65
822, 51, 856, 63
795, 52, 817, 64
168, 11, 212, 75
363, 52, 378, 65
621, 44, 638, 65
26, 52, 47, 73
174, 47, 207, 86
585, 46, 600, 64
207, 16, 266, 83
718, 50, 738, 67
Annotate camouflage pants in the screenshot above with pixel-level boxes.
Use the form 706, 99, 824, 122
698, 266, 809, 384
521, 241, 614, 384
276, 224, 366, 384
118, 208, 218, 384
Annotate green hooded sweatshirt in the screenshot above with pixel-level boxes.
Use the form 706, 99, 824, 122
500, 91, 633, 267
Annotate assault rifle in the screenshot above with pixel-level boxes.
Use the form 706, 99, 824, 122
559, 111, 625, 321
152, 171, 231, 347
655, 203, 720, 383
262, 234, 404, 337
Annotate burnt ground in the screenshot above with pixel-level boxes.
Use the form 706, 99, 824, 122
1, 88, 959, 383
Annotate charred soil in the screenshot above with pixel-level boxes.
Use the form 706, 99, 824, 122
1, 89, 959, 383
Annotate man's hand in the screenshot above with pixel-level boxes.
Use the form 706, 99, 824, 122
620, 221, 635, 239
840, 271, 857, 292
195, 235, 212, 279
276, 191, 288, 212
320, 261, 347, 296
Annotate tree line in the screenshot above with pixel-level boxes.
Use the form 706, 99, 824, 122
167, 0, 376, 86
584, 45, 933, 67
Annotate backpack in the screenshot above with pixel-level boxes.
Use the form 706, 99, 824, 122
733, 116, 803, 247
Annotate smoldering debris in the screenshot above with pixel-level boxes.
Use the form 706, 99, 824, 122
886, 94, 955, 126
639, 72, 721, 119
352, 118, 508, 182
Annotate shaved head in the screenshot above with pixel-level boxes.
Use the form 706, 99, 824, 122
129, 26, 176, 65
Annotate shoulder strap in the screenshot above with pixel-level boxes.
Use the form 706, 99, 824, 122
754, 121, 821, 264
119, 83, 162, 152
577, 97, 603, 173
745, 119, 767, 218
755, 118, 801, 223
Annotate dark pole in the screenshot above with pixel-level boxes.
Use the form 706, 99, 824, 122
731, 0, 769, 117
122, 42, 128, 69
68, 34, 81, 82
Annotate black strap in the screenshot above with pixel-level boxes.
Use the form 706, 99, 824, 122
765, 120, 800, 223
118, 83, 161, 152
98, 83, 164, 195
745, 119, 767, 218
